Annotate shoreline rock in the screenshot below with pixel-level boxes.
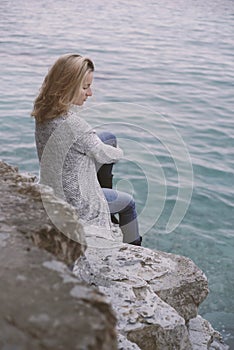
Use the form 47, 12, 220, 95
0, 161, 229, 349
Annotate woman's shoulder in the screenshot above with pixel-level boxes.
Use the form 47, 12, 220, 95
35, 106, 92, 136
66, 106, 92, 132
35, 115, 66, 132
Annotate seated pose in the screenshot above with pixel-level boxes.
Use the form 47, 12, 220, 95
31, 53, 141, 246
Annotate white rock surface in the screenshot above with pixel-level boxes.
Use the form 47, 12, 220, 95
74, 242, 210, 349
117, 333, 141, 350
83, 242, 209, 321
188, 316, 230, 350
73, 239, 230, 350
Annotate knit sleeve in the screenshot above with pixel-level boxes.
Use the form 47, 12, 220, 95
66, 107, 124, 164
81, 129, 123, 164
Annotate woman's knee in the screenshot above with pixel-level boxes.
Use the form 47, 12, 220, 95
120, 193, 137, 216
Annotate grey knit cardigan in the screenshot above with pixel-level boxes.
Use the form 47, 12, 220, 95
35, 105, 123, 239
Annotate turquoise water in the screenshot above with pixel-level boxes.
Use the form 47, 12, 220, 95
0, 0, 233, 346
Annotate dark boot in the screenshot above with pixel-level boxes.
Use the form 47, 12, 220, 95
129, 236, 142, 246
97, 166, 113, 188
97, 167, 119, 225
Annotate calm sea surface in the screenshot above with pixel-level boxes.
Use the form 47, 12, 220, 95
0, 0, 233, 346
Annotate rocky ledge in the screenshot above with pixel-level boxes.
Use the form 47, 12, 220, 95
0, 161, 229, 350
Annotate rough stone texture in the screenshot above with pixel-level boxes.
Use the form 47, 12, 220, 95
117, 333, 142, 350
0, 161, 86, 266
148, 250, 209, 322
74, 245, 194, 349
0, 161, 230, 350
0, 229, 117, 350
82, 244, 209, 322
188, 316, 230, 350
0, 161, 117, 349
102, 280, 191, 350
73, 242, 230, 350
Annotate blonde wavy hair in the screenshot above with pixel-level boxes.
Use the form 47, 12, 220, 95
31, 54, 94, 122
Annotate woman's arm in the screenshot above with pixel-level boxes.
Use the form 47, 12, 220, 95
83, 129, 123, 164
66, 112, 123, 164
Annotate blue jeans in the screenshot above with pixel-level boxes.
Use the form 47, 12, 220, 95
97, 131, 140, 243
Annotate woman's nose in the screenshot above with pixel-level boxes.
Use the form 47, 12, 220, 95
87, 87, 92, 96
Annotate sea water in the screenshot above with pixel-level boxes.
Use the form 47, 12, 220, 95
0, 0, 233, 346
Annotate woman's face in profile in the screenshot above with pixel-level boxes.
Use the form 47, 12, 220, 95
73, 71, 93, 106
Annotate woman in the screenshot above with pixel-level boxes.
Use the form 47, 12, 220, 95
32, 53, 141, 246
